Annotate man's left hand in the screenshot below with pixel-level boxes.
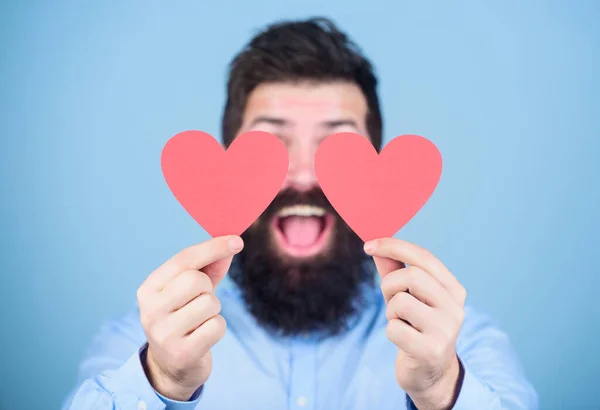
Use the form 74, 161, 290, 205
364, 237, 467, 410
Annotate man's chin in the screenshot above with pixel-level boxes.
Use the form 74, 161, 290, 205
234, 187, 371, 336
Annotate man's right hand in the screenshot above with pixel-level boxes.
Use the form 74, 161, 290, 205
136, 235, 244, 401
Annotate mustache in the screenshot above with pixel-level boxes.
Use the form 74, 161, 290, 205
261, 187, 336, 218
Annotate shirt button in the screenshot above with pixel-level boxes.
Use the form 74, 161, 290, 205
137, 400, 147, 410
296, 396, 308, 407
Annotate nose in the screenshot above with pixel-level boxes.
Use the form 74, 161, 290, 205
283, 142, 319, 192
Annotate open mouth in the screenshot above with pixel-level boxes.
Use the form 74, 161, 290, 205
271, 204, 335, 258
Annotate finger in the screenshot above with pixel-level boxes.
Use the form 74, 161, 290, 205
159, 270, 214, 313
372, 255, 405, 279
381, 266, 453, 308
201, 256, 235, 289
386, 318, 423, 356
365, 237, 462, 301
185, 314, 227, 356
386, 291, 434, 333
145, 236, 244, 291
168, 292, 221, 336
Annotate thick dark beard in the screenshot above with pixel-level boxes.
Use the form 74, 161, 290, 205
230, 188, 373, 337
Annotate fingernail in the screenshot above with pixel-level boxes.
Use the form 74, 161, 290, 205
364, 241, 375, 254
228, 236, 244, 252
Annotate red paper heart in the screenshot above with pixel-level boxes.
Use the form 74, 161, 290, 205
315, 132, 442, 242
161, 130, 288, 237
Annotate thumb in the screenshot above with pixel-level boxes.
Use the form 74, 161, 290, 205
372, 256, 406, 278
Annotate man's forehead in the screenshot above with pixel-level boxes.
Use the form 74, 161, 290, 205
245, 82, 368, 117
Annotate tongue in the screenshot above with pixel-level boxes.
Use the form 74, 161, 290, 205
281, 216, 322, 247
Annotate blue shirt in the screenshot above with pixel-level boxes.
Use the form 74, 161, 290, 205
63, 262, 538, 410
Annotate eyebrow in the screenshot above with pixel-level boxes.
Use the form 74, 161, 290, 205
321, 119, 358, 129
249, 116, 289, 128
249, 116, 359, 130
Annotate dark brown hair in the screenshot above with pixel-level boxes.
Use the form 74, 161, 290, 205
221, 17, 383, 151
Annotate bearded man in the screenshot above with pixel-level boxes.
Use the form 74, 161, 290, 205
64, 17, 538, 410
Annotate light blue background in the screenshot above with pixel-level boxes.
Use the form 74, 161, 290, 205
1, 1, 598, 409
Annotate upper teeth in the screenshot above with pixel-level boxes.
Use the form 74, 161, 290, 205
278, 205, 326, 218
